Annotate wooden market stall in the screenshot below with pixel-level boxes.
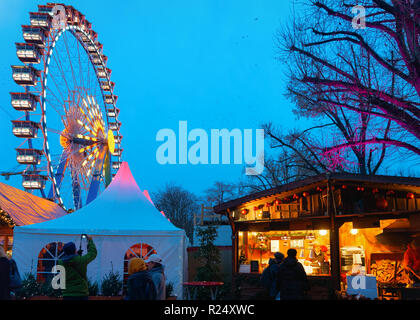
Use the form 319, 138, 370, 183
213, 173, 420, 300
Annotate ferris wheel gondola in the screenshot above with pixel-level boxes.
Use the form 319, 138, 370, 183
10, 3, 123, 211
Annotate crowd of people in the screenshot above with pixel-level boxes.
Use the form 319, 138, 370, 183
261, 248, 309, 300
0, 235, 167, 300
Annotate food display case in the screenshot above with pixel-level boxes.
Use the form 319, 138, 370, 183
238, 229, 331, 275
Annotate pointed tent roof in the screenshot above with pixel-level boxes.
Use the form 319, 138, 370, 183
16, 162, 181, 235
0, 181, 66, 226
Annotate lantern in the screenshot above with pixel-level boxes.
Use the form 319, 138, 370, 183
407, 192, 415, 200
302, 192, 310, 197
376, 197, 388, 210
240, 208, 249, 215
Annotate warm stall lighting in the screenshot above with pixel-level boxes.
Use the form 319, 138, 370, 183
299, 249, 305, 258
305, 233, 315, 240
319, 230, 328, 236
308, 249, 315, 259
350, 229, 359, 235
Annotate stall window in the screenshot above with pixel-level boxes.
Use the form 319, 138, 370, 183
338, 220, 412, 291
0, 235, 13, 257
238, 230, 331, 275
123, 243, 157, 288
37, 242, 64, 283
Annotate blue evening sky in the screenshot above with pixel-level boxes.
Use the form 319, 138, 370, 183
0, 0, 311, 201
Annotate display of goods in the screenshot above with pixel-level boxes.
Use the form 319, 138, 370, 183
394, 263, 411, 285
370, 259, 411, 284
370, 259, 396, 283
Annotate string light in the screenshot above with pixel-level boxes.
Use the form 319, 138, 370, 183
0, 209, 15, 227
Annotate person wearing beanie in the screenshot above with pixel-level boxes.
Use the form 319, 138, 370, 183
128, 257, 147, 275
58, 235, 97, 300
126, 257, 157, 300
145, 254, 166, 300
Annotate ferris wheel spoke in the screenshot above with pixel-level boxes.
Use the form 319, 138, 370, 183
46, 69, 68, 108
51, 48, 74, 99
76, 36, 86, 98
47, 150, 69, 199
86, 148, 107, 205
45, 93, 66, 117
71, 169, 83, 210
62, 32, 84, 101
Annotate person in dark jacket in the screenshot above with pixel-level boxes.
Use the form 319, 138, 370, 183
277, 249, 309, 300
0, 247, 10, 300
261, 252, 284, 299
58, 236, 97, 300
127, 258, 157, 300
145, 254, 166, 300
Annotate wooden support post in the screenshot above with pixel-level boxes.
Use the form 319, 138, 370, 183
328, 178, 342, 292
226, 208, 237, 297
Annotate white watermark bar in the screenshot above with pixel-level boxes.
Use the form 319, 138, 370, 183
156, 121, 264, 175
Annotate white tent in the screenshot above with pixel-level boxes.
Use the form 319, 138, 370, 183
12, 162, 187, 298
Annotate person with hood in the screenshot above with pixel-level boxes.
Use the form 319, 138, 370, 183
0, 247, 10, 300
58, 235, 97, 300
126, 257, 156, 300
145, 254, 166, 300
276, 248, 309, 300
261, 252, 284, 299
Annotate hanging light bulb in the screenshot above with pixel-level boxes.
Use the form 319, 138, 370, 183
319, 230, 328, 236
350, 229, 359, 235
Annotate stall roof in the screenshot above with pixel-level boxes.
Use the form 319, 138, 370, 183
214, 173, 420, 213
0, 182, 67, 226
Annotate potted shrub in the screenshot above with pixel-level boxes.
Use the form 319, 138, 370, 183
14, 273, 41, 300
15, 273, 61, 300
88, 278, 99, 297
166, 282, 177, 300
39, 278, 62, 300
93, 270, 123, 300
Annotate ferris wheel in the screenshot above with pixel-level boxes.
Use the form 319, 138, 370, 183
10, 3, 123, 211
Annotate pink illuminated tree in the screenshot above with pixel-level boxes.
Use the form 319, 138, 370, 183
274, 0, 420, 173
